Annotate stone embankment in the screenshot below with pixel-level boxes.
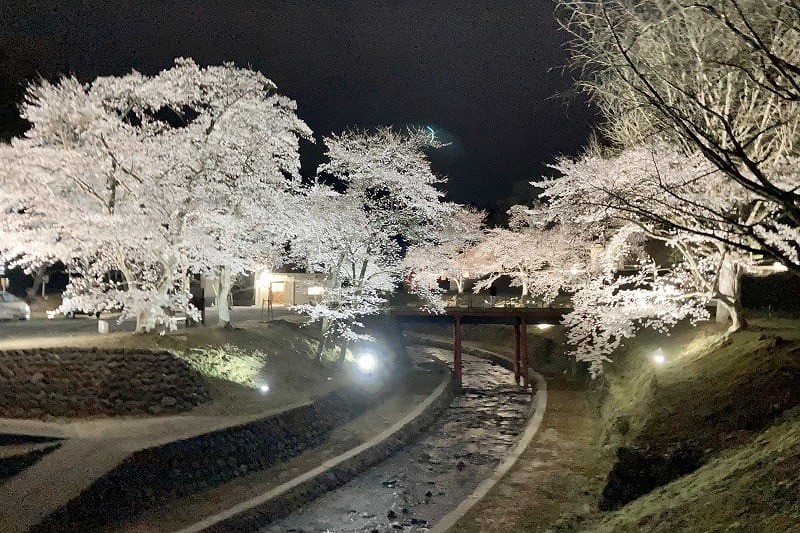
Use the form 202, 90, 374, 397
29, 370, 455, 533
0, 348, 209, 418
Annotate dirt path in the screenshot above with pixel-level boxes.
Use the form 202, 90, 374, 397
449, 375, 608, 532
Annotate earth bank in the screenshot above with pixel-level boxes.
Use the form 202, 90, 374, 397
448, 315, 800, 532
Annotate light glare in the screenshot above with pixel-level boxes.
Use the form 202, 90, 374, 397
652, 348, 665, 365
356, 352, 377, 373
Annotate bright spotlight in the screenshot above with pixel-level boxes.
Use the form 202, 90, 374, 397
536, 324, 554, 330
356, 352, 377, 373
652, 348, 665, 365
259, 384, 270, 394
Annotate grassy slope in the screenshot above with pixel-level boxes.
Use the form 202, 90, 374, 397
583, 316, 800, 531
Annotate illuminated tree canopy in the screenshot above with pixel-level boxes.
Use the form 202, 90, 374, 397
559, 0, 800, 271
288, 128, 454, 359
0, 58, 311, 331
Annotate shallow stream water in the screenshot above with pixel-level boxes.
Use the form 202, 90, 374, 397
262, 345, 533, 532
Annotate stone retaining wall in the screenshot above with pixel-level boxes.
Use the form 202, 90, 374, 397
32, 385, 399, 532
210, 371, 455, 531
0, 348, 209, 418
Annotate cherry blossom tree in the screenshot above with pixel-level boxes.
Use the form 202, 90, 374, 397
288, 128, 453, 361
546, 143, 762, 331
0, 58, 311, 331
558, 0, 800, 271
564, 226, 712, 377
403, 204, 485, 305
522, 142, 772, 375
466, 209, 589, 304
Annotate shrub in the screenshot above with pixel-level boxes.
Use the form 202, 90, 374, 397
182, 344, 268, 386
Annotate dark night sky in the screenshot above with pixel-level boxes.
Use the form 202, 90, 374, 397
0, 1, 595, 209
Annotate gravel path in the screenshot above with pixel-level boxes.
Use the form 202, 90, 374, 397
262, 344, 533, 532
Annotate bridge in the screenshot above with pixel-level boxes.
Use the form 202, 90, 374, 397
391, 306, 571, 389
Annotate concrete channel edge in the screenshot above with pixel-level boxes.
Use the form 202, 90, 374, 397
405, 333, 549, 533
176, 365, 455, 532
431, 370, 547, 532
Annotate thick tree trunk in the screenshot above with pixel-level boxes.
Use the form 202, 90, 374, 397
715, 258, 745, 332
216, 265, 232, 328
135, 309, 152, 333
25, 265, 48, 299
717, 298, 745, 334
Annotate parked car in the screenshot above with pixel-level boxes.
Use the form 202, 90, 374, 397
0, 291, 30, 320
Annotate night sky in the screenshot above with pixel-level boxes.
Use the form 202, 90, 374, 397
0, 1, 595, 210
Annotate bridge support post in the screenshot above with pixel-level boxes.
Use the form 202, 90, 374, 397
521, 317, 530, 388
514, 319, 522, 385
453, 314, 463, 390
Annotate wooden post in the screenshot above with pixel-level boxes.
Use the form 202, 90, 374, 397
521, 317, 530, 388
454, 314, 463, 390
514, 319, 522, 385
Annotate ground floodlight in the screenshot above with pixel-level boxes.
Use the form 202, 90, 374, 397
536, 323, 554, 330
652, 348, 665, 365
259, 384, 270, 394
356, 351, 378, 373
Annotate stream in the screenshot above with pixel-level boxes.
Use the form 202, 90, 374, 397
261, 344, 534, 532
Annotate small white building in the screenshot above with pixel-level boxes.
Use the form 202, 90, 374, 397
253, 270, 328, 307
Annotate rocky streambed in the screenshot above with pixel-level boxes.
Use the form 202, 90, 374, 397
262, 344, 534, 532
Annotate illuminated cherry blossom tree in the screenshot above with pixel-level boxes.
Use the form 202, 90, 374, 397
403, 204, 485, 305
289, 128, 453, 361
466, 206, 589, 304
546, 143, 760, 331
559, 0, 800, 271
0, 58, 311, 331
527, 143, 768, 375
559, 224, 717, 377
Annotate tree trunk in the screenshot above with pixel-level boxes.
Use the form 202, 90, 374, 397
715, 257, 745, 332
216, 265, 232, 329
25, 265, 48, 299
135, 309, 152, 334
315, 317, 330, 363
336, 339, 349, 368
717, 297, 745, 334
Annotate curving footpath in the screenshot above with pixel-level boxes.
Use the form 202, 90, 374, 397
2, 363, 453, 532
431, 370, 547, 532
0, 408, 297, 533
176, 336, 549, 532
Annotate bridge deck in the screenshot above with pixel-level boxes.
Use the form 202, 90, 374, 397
391, 306, 570, 324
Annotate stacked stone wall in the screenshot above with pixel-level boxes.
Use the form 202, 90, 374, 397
32, 386, 395, 532
0, 348, 209, 418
